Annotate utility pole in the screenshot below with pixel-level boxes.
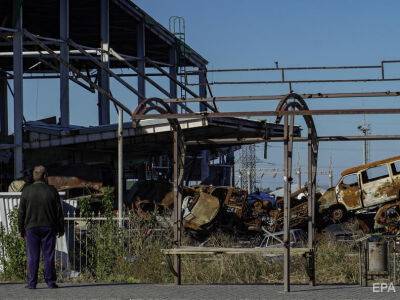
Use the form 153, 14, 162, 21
357, 116, 371, 164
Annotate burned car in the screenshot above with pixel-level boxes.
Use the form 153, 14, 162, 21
319, 155, 400, 232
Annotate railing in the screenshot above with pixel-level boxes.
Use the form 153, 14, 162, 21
0, 192, 168, 279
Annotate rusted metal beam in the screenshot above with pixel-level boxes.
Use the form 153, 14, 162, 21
266, 135, 400, 142
131, 108, 400, 120
197, 78, 400, 86
162, 91, 400, 104
203, 64, 383, 73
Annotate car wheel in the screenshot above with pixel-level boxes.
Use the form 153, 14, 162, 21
330, 206, 346, 223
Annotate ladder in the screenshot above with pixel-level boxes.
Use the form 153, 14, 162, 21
169, 16, 188, 101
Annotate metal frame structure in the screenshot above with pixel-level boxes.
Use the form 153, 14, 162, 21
131, 85, 400, 291
2, 0, 400, 294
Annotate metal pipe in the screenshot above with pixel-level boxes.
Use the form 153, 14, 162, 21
131, 108, 400, 120
195, 77, 400, 86
204, 64, 382, 73
161, 91, 400, 104
117, 107, 123, 228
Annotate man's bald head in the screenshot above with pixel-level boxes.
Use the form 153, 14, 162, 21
33, 165, 47, 182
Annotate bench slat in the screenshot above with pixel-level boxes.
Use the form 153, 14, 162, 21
162, 246, 311, 255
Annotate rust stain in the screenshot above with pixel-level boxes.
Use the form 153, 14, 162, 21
47, 176, 103, 191
338, 187, 361, 209
373, 177, 400, 199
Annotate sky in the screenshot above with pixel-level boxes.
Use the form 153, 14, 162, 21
134, 0, 400, 189
9, 0, 400, 189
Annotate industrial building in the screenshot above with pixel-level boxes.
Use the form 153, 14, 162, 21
0, 1, 291, 191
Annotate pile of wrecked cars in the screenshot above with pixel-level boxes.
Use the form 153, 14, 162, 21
127, 181, 315, 239
129, 155, 400, 238
8, 155, 400, 239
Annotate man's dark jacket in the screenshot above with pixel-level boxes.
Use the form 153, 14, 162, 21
18, 181, 64, 236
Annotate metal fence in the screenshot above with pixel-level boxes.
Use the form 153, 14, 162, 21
0, 192, 169, 279
61, 212, 167, 276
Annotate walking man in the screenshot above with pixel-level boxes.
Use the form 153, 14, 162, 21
18, 166, 64, 289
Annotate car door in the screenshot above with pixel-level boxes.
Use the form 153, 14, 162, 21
336, 173, 362, 210
361, 164, 394, 207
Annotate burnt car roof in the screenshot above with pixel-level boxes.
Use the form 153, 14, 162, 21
341, 155, 400, 177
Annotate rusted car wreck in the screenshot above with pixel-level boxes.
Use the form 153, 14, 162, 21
319, 155, 400, 233
127, 181, 316, 237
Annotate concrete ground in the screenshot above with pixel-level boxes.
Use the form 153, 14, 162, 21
0, 283, 398, 299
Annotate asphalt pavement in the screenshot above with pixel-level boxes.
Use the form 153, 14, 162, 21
0, 283, 398, 299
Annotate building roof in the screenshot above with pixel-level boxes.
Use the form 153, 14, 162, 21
341, 155, 400, 177
0, 0, 208, 72
21, 117, 298, 154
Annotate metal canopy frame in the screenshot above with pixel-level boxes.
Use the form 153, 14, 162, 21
2, 0, 400, 294
131, 86, 400, 292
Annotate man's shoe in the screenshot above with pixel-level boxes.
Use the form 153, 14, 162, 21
25, 285, 36, 289
48, 283, 59, 289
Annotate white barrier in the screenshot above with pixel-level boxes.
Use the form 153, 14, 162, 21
0, 192, 71, 233
0, 192, 74, 274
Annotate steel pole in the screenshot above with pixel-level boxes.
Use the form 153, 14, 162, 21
117, 107, 123, 227
169, 46, 178, 113
307, 128, 316, 286
13, 1, 23, 178
283, 114, 291, 292
137, 21, 146, 102
98, 0, 110, 125
60, 0, 70, 127
173, 129, 182, 284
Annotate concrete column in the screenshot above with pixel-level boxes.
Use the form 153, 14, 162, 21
169, 46, 178, 112
13, 2, 24, 178
0, 72, 7, 138
98, 0, 110, 125
60, 0, 70, 127
137, 21, 146, 102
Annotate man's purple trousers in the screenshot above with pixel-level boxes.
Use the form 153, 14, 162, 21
25, 226, 57, 288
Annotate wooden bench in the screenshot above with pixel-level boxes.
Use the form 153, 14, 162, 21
162, 246, 311, 255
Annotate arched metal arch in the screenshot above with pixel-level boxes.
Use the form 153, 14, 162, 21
274, 92, 318, 288
132, 97, 185, 284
